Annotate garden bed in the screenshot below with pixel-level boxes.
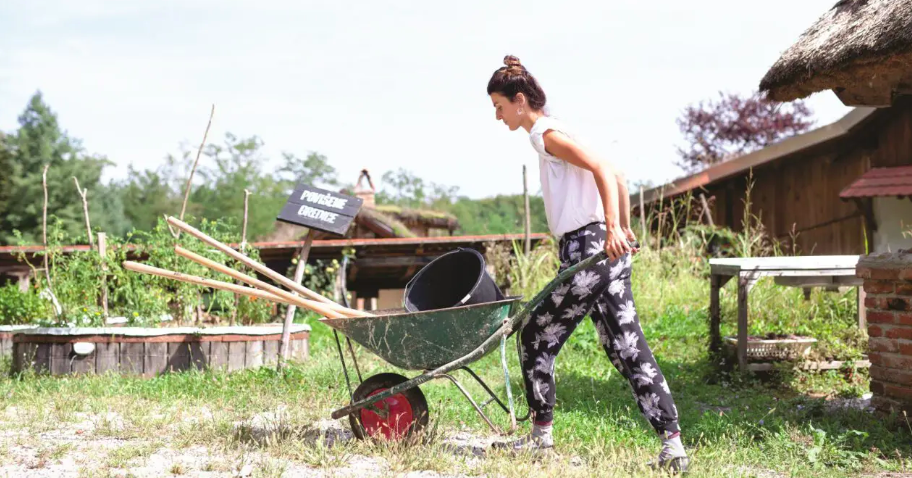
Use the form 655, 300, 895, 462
0, 325, 37, 357
11, 324, 310, 376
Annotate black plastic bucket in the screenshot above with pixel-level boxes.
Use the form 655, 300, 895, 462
404, 248, 505, 312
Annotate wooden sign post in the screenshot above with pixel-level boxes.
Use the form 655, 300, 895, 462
276, 184, 363, 369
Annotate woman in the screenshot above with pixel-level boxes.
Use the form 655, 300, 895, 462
487, 56, 688, 473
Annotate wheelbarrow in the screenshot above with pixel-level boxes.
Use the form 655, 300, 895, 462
323, 250, 609, 440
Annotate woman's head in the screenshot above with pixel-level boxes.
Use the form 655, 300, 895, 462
488, 55, 546, 131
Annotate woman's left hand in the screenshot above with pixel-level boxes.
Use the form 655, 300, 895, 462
605, 223, 632, 262
623, 227, 640, 255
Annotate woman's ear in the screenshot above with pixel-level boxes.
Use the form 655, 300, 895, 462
513, 92, 526, 107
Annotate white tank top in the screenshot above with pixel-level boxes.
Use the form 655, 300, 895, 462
529, 116, 605, 238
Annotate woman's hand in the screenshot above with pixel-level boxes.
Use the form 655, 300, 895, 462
605, 223, 633, 262
622, 227, 640, 255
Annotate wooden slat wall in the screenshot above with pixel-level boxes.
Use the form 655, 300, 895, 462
680, 102, 912, 256
11, 334, 310, 376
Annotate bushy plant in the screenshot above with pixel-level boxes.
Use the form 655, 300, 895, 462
0, 284, 49, 325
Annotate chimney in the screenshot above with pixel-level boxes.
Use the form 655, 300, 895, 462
354, 169, 375, 207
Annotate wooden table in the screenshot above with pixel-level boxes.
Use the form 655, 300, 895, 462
708, 255, 865, 372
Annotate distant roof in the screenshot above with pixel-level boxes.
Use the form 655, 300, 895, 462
839, 166, 912, 199
636, 107, 878, 206
760, 0, 912, 105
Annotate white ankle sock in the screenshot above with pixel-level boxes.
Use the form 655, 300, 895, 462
662, 435, 686, 458
532, 423, 552, 439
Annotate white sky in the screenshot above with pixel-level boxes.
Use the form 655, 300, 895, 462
0, 0, 851, 198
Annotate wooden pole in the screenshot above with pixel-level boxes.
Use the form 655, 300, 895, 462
639, 186, 647, 249
176, 105, 215, 235
699, 193, 715, 227
173, 245, 358, 318
165, 216, 361, 316
98, 232, 108, 317
42, 165, 53, 291
122, 261, 326, 311
73, 177, 94, 248
241, 189, 251, 250
279, 230, 315, 370
523, 165, 531, 255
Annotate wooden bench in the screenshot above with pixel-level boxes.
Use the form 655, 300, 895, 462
708, 255, 867, 372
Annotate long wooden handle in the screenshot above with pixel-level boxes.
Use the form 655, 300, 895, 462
166, 216, 368, 317
174, 245, 365, 318
122, 261, 344, 319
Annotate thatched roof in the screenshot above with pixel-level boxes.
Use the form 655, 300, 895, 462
373, 205, 459, 230
760, 0, 912, 106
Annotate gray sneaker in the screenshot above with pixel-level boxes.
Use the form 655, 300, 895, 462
491, 432, 554, 454
648, 453, 689, 474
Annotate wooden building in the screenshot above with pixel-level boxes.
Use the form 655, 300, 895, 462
638, 99, 912, 255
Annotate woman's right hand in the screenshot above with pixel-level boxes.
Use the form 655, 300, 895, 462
604, 223, 632, 262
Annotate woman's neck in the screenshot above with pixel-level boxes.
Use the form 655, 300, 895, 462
520, 111, 545, 133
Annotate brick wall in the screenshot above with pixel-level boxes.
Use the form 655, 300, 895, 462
857, 250, 912, 414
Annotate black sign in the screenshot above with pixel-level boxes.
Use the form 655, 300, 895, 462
276, 184, 363, 236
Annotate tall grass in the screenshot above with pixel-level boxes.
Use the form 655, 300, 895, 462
492, 175, 865, 361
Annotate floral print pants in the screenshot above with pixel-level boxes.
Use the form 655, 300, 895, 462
519, 222, 680, 435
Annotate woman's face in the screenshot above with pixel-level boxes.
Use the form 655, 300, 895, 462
490, 92, 524, 132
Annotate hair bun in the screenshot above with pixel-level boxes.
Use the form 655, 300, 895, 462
503, 55, 523, 69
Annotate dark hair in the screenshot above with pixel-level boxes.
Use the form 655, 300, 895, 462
487, 55, 547, 111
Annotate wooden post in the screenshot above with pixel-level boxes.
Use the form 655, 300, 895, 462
639, 186, 647, 248
241, 189, 251, 250
73, 177, 94, 247
523, 165, 531, 255
737, 274, 756, 373
42, 165, 53, 291
279, 230, 316, 370
98, 232, 108, 317
857, 285, 867, 330
699, 193, 715, 227
709, 274, 732, 356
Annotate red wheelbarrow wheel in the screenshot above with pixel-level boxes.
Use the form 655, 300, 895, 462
349, 373, 429, 440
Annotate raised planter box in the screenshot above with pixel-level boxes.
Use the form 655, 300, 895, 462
11, 324, 310, 376
0, 325, 38, 357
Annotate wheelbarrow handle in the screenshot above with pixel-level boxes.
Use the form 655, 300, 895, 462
510, 250, 608, 330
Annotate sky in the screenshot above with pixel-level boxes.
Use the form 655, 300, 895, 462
0, 0, 852, 199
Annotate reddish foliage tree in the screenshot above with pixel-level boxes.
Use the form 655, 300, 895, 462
676, 91, 814, 173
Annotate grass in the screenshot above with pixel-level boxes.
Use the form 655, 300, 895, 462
0, 216, 907, 476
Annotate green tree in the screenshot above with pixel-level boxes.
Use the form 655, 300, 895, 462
0, 92, 127, 244
279, 151, 338, 188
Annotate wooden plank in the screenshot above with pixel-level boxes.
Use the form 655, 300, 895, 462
292, 338, 309, 360
227, 342, 246, 371
208, 341, 228, 371
747, 360, 871, 372
189, 341, 208, 370
144, 342, 167, 377
33, 343, 50, 374
263, 340, 278, 366
709, 255, 860, 275
120, 342, 144, 375
167, 342, 191, 372
246, 341, 264, 369
50, 343, 72, 375
11, 343, 21, 373
95, 342, 119, 375
19, 343, 39, 373
71, 350, 95, 375
0, 337, 11, 357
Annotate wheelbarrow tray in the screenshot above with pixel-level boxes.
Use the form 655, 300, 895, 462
319, 297, 522, 370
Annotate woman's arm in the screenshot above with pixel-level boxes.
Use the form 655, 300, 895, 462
541, 130, 632, 261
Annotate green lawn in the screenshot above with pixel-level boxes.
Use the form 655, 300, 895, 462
0, 246, 908, 477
